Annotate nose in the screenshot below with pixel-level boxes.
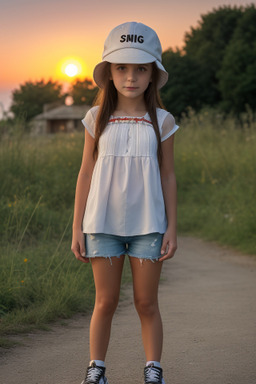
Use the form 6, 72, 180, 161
127, 67, 137, 82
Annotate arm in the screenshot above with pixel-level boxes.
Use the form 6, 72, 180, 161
159, 132, 178, 261
71, 128, 96, 263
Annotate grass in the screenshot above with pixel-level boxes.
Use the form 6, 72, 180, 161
175, 108, 256, 254
0, 131, 95, 346
0, 240, 94, 333
0, 110, 255, 346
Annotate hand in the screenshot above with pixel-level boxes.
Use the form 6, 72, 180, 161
159, 229, 177, 262
71, 229, 90, 263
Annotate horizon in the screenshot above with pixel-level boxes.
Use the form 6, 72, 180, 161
0, 0, 252, 117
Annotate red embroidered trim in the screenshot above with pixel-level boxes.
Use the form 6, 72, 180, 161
109, 117, 152, 125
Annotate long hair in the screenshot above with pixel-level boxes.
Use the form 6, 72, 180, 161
93, 62, 165, 165
144, 62, 165, 166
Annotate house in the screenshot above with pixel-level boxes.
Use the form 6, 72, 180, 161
31, 103, 90, 134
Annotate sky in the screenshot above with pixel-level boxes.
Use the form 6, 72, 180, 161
0, 0, 253, 117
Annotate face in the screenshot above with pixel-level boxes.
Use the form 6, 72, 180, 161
110, 63, 153, 100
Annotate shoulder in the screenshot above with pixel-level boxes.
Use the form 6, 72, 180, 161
156, 108, 169, 118
162, 112, 176, 129
81, 106, 99, 138
155, 108, 174, 127
156, 108, 172, 127
156, 108, 179, 142
84, 105, 99, 121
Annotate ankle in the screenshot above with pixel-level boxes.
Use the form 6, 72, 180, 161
146, 361, 161, 368
89, 360, 105, 367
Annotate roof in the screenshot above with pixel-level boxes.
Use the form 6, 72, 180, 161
34, 105, 90, 120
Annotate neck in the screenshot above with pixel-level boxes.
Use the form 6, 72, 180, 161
115, 93, 147, 116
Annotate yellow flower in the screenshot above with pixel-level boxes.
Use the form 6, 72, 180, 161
24, 258, 28, 263
21, 280, 24, 284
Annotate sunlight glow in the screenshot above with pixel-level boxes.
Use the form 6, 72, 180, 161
65, 63, 78, 77
57, 57, 84, 80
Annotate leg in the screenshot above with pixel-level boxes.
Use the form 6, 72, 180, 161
129, 257, 163, 361
90, 255, 125, 360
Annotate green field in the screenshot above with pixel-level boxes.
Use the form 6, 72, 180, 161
0, 110, 255, 346
175, 109, 256, 254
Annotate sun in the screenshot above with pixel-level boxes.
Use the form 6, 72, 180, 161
65, 63, 79, 77
58, 57, 84, 80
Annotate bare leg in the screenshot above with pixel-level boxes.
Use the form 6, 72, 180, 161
89, 256, 125, 360
129, 257, 163, 361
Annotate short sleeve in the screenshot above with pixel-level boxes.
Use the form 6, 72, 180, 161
161, 113, 179, 142
81, 106, 99, 138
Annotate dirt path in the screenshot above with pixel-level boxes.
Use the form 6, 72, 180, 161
1, 236, 256, 384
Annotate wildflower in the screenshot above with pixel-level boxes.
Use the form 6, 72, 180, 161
24, 258, 28, 263
224, 214, 234, 223
21, 280, 24, 284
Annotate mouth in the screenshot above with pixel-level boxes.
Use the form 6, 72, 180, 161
125, 87, 138, 91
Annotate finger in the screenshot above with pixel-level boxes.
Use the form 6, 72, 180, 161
77, 255, 90, 263
77, 244, 90, 263
160, 239, 168, 257
71, 248, 81, 259
80, 245, 86, 258
71, 244, 88, 263
159, 245, 176, 262
72, 248, 90, 263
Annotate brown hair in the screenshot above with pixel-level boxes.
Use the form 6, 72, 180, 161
92, 62, 165, 165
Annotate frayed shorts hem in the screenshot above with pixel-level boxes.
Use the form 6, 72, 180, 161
85, 252, 124, 259
85, 253, 160, 265
85, 253, 160, 261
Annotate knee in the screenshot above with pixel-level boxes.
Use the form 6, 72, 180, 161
134, 297, 158, 317
95, 295, 119, 317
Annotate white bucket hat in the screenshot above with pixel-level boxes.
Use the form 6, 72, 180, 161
93, 22, 168, 89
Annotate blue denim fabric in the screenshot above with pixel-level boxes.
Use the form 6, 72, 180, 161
84, 232, 164, 260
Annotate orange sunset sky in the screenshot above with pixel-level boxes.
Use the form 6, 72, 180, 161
0, 0, 253, 116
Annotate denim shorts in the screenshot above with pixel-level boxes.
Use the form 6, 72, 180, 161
84, 232, 164, 261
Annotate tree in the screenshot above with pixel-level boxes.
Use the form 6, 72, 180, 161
160, 49, 206, 117
10, 80, 64, 122
161, 5, 256, 116
183, 6, 243, 106
217, 6, 256, 114
70, 78, 98, 105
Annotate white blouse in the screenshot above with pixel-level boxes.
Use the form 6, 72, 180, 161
81, 106, 179, 236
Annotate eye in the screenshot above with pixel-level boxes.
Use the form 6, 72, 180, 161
138, 66, 147, 72
116, 65, 126, 71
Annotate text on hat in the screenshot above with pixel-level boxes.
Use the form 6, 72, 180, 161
120, 35, 144, 43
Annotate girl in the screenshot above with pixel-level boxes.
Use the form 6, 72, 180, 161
71, 21, 179, 384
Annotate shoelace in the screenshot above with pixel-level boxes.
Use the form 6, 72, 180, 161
144, 364, 162, 384
85, 365, 104, 384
